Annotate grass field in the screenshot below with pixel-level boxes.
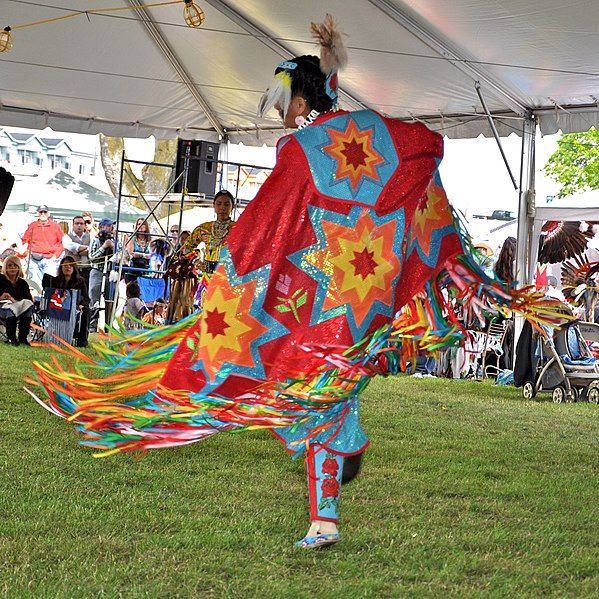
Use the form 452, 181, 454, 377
1, 342, 597, 598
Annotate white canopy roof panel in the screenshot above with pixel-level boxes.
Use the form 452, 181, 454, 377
1, 0, 599, 143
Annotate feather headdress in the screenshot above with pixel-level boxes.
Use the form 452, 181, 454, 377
311, 14, 347, 107
539, 220, 595, 264
257, 67, 293, 119
257, 15, 347, 119
561, 255, 599, 303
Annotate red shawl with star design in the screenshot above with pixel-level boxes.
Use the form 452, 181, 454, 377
160, 110, 461, 399
31, 110, 561, 455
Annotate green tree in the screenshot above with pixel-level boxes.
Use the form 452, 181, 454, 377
544, 129, 599, 197
99, 135, 177, 218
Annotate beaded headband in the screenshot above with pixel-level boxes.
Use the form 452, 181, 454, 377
257, 14, 346, 120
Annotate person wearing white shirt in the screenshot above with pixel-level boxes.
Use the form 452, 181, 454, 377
62, 215, 91, 287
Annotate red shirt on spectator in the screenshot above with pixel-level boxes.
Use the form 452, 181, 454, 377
21, 219, 64, 258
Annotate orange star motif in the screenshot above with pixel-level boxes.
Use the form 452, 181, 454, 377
196, 271, 268, 380
303, 211, 400, 327
323, 120, 385, 191
411, 181, 454, 255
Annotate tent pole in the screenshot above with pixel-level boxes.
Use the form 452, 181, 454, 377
475, 83, 518, 190
218, 135, 228, 193
515, 115, 536, 287
107, 150, 127, 330
513, 114, 536, 366
367, 0, 528, 117
126, 1, 224, 137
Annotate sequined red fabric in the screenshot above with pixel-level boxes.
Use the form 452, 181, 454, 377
160, 110, 462, 398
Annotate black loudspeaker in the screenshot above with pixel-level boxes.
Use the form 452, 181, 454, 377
173, 139, 219, 195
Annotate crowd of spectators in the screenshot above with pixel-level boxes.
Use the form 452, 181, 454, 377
2, 206, 593, 358
0, 206, 183, 345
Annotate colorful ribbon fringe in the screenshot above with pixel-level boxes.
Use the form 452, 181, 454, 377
27, 247, 567, 458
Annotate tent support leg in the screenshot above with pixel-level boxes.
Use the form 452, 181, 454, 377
516, 115, 537, 287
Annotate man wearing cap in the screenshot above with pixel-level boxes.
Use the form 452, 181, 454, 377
88, 218, 115, 331
20, 205, 64, 288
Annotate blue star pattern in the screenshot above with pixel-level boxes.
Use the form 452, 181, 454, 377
294, 110, 398, 204
405, 167, 457, 268
190, 248, 289, 392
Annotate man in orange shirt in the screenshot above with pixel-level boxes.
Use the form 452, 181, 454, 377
20, 205, 64, 289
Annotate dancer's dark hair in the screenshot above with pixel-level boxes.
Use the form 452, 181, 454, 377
213, 189, 235, 207
275, 56, 334, 113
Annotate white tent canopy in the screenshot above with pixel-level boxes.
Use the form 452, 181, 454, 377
2, 0, 599, 143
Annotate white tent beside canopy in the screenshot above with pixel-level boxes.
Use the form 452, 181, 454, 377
2, 170, 145, 223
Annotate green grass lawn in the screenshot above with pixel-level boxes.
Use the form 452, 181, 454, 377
1, 342, 597, 598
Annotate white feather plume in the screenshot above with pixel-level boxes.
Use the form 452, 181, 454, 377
257, 70, 292, 118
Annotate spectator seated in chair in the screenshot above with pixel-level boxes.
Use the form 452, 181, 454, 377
0, 255, 34, 346
142, 297, 167, 326
412, 352, 437, 378
47, 256, 90, 347
123, 281, 147, 330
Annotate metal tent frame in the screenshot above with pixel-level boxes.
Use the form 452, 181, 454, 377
96, 148, 273, 328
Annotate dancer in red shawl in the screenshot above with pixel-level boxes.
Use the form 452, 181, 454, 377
30, 16, 563, 549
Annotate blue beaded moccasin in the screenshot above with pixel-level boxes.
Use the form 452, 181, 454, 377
294, 533, 340, 549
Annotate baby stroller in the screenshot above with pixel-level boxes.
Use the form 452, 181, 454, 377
514, 308, 599, 403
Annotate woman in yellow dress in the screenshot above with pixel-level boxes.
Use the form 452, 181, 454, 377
165, 190, 235, 322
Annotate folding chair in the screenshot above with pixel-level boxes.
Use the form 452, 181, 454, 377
137, 276, 167, 308
40, 288, 81, 345
0, 280, 45, 343
480, 318, 507, 379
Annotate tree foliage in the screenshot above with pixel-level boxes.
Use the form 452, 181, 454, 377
544, 129, 599, 197
99, 135, 177, 217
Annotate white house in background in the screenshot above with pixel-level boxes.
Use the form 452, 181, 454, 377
0, 129, 97, 176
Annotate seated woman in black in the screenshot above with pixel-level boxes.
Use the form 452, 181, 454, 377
0, 255, 34, 346
49, 255, 90, 347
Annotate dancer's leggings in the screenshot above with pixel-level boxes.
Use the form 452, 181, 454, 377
306, 443, 344, 523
